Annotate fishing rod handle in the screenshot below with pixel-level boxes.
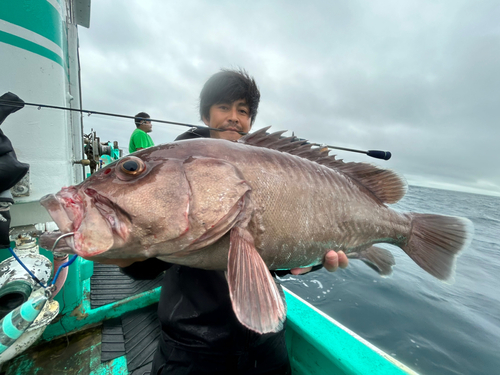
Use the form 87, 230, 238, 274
367, 150, 391, 160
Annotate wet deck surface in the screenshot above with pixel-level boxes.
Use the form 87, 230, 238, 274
1, 303, 160, 375
2, 326, 103, 374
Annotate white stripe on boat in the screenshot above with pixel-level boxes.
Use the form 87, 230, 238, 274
0, 19, 63, 58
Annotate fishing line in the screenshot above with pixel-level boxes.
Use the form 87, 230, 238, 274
48, 232, 78, 286
7, 247, 46, 288
0, 99, 391, 160
49, 254, 78, 286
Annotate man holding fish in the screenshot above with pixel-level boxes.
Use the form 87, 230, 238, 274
119, 70, 349, 375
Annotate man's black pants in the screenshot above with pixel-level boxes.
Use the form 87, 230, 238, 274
151, 332, 291, 375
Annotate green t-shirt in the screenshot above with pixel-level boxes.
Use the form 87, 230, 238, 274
129, 128, 154, 153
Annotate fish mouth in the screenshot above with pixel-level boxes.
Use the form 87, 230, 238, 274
40, 187, 131, 258
39, 191, 78, 252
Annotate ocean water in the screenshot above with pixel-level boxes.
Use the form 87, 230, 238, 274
280, 185, 500, 375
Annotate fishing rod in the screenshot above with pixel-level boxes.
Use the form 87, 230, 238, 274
0, 99, 392, 160
0, 99, 223, 132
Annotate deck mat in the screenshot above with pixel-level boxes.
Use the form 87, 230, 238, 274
122, 303, 161, 373
100, 317, 126, 362
129, 363, 153, 375
90, 263, 163, 308
93, 264, 161, 372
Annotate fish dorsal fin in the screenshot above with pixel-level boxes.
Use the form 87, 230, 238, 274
239, 127, 407, 204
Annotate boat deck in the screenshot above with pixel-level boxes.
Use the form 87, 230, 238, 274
1, 286, 418, 375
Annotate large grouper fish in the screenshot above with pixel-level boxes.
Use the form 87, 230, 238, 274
39, 127, 473, 334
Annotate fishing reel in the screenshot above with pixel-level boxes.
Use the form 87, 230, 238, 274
81, 130, 123, 175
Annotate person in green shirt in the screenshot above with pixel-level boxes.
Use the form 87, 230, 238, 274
129, 112, 154, 153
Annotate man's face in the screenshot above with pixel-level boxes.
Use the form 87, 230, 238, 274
203, 99, 251, 141
139, 120, 152, 133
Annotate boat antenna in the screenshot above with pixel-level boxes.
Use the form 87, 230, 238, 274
0, 99, 391, 160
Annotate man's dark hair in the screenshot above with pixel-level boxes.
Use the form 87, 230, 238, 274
200, 69, 260, 125
134, 112, 150, 127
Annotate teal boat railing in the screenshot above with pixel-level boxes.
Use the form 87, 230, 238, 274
284, 288, 418, 375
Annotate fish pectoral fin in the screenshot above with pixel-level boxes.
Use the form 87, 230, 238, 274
227, 227, 286, 334
348, 246, 395, 276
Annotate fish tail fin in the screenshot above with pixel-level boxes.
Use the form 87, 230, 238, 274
401, 213, 474, 282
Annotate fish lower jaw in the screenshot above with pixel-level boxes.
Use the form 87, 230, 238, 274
72, 232, 109, 258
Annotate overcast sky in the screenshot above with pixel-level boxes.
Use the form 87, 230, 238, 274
77, 0, 500, 196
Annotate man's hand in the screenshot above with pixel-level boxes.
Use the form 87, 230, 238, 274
290, 250, 348, 275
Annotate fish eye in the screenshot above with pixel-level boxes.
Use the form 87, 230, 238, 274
117, 156, 145, 177
122, 160, 139, 172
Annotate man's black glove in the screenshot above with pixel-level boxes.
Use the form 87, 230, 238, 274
0, 93, 28, 247
0, 92, 24, 127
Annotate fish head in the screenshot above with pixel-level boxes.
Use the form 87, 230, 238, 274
40, 150, 190, 259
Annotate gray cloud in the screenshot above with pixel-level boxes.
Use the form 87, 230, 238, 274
78, 0, 500, 196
